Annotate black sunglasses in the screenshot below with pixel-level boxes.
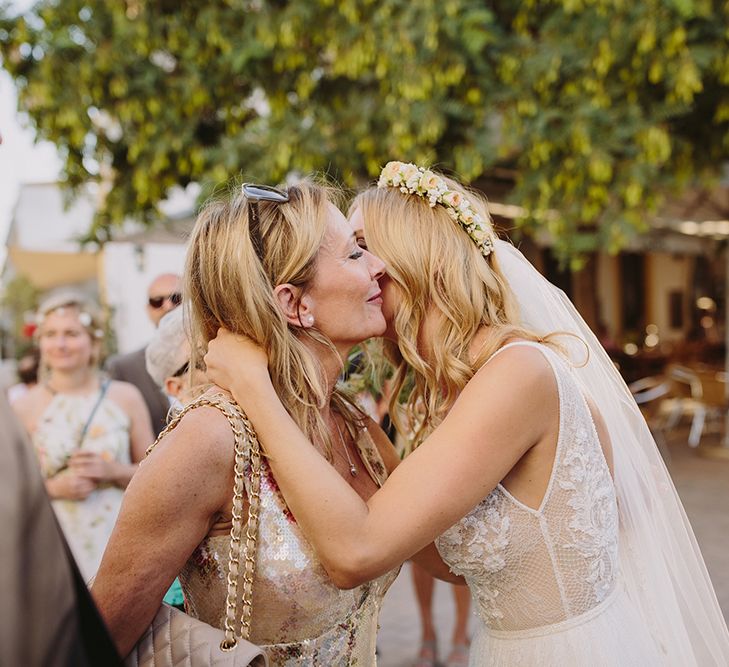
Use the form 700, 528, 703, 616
242, 183, 290, 259
148, 292, 182, 309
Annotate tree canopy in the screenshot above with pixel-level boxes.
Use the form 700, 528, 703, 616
1, 0, 727, 260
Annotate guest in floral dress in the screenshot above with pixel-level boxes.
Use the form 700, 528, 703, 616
12, 292, 154, 582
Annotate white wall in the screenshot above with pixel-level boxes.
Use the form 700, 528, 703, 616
102, 242, 188, 353
9, 182, 96, 251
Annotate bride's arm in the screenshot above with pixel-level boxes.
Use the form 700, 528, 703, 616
206, 332, 553, 588
366, 416, 465, 584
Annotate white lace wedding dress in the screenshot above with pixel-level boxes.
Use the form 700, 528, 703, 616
436, 341, 664, 666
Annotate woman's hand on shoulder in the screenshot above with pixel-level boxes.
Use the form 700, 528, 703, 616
204, 328, 270, 393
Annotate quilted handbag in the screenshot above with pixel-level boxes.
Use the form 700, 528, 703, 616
125, 395, 268, 667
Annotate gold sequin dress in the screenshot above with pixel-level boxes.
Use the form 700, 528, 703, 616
179, 416, 399, 666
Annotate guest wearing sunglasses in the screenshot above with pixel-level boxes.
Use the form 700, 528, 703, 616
106, 273, 182, 437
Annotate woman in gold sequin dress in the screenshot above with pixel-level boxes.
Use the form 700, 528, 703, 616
204, 164, 729, 666
92, 180, 458, 665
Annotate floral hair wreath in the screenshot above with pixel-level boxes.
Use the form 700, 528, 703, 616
35, 307, 104, 340
377, 161, 495, 258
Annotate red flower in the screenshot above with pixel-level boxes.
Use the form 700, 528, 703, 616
22, 322, 37, 338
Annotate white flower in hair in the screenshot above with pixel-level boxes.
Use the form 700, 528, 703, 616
377, 161, 495, 258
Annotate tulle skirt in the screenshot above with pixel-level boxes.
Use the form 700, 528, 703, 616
469, 587, 665, 666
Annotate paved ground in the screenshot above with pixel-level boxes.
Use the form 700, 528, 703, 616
375, 428, 729, 667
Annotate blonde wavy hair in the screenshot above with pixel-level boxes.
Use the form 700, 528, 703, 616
351, 175, 559, 443
185, 178, 365, 458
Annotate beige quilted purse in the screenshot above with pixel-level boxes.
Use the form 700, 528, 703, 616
125, 395, 268, 667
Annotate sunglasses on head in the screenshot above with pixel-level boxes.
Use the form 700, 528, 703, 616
148, 292, 182, 309
242, 183, 290, 259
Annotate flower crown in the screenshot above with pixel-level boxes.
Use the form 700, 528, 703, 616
377, 161, 495, 258
36, 306, 104, 339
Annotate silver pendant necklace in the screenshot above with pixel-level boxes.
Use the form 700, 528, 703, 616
333, 416, 358, 477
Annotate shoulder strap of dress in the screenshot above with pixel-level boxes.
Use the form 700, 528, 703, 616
144, 391, 239, 457
485, 339, 546, 363
77, 379, 111, 447
481, 340, 567, 391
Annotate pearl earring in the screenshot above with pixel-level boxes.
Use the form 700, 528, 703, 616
305, 314, 315, 326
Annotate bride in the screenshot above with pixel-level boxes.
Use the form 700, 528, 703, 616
204, 162, 729, 665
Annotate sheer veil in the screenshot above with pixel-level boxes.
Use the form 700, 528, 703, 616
495, 239, 729, 664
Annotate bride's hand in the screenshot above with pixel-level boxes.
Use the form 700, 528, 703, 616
204, 328, 270, 392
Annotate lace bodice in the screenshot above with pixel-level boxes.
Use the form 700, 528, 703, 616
180, 399, 398, 666
436, 342, 619, 633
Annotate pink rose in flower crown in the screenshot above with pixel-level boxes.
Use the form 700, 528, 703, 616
401, 163, 421, 186
442, 191, 463, 208
419, 170, 441, 192
380, 161, 402, 184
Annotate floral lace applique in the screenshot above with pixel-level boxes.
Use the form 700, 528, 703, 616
436, 493, 511, 622
557, 398, 619, 604
438, 493, 511, 578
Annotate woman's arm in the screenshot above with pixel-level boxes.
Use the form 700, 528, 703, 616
365, 417, 464, 584
91, 406, 234, 657
206, 332, 554, 588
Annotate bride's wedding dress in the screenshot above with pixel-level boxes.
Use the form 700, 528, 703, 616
436, 341, 663, 665
468, 240, 729, 666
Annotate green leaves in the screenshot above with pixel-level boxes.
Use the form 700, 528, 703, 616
1, 0, 727, 260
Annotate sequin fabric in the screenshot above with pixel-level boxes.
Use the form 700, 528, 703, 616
436, 342, 620, 634
180, 416, 398, 666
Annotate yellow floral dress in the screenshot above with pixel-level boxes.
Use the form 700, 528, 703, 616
33, 388, 131, 582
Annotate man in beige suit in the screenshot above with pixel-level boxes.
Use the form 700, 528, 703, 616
106, 273, 181, 437
0, 394, 122, 666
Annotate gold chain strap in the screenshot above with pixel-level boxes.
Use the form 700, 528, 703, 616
146, 394, 262, 650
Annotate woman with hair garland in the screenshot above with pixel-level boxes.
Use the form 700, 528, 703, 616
92, 179, 459, 665
12, 293, 152, 582
204, 163, 729, 666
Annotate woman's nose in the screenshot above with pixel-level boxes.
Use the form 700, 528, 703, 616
367, 251, 386, 280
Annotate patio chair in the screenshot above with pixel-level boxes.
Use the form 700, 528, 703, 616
663, 365, 728, 447
628, 375, 672, 459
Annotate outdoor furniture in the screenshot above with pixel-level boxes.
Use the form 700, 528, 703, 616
663, 365, 728, 448
629, 375, 672, 459
691, 368, 729, 446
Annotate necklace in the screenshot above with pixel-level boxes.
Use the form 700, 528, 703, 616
333, 416, 358, 477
